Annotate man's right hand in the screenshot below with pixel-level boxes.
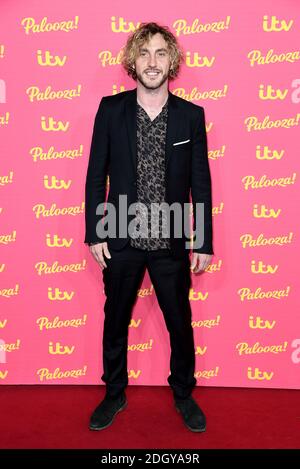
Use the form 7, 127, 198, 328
89, 242, 111, 269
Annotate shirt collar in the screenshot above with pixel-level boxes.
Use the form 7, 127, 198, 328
137, 98, 168, 120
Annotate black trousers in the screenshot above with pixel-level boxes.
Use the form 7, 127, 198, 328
101, 242, 197, 400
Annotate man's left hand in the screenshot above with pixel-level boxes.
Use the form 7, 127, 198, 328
190, 253, 213, 273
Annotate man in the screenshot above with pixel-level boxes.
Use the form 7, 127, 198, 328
84, 22, 214, 432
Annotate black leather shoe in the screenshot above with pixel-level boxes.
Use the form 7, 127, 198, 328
175, 396, 206, 432
89, 393, 127, 431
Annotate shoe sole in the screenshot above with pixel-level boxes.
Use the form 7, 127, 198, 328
89, 399, 128, 431
175, 406, 206, 433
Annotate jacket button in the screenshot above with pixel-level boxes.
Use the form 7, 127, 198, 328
133, 181, 136, 186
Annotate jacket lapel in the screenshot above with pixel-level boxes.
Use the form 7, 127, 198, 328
125, 87, 182, 179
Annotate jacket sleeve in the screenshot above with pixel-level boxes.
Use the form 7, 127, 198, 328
84, 97, 110, 244
191, 107, 214, 255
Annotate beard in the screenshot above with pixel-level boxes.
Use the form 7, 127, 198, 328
136, 69, 169, 90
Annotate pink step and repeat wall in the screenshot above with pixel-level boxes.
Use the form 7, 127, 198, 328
1, 0, 300, 387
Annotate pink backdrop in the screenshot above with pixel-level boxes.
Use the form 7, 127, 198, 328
1, 0, 300, 388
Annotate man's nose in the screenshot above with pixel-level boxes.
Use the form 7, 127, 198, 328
148, 55, 158, 67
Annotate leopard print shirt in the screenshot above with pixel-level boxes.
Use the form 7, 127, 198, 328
130, 99, 171, 251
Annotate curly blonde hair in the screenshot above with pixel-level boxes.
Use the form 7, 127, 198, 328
120, 22, 185, 81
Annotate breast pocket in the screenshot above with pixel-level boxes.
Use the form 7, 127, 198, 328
172, 138, 191, 147
172, 139, 191, 155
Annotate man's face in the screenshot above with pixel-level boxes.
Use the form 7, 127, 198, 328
135, 33, 171, 90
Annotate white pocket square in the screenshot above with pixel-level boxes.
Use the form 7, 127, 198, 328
173, 139, 190, 146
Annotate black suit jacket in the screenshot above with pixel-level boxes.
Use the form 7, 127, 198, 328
84, 87, 214, 258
